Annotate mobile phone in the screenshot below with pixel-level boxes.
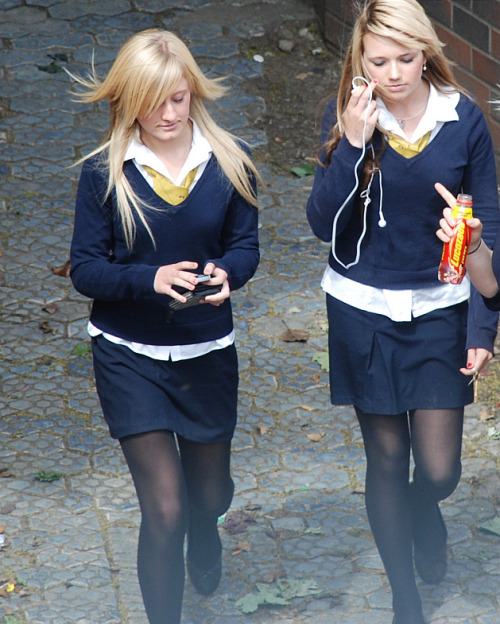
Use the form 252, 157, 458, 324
197, 274, 211, 283
169, 282, 222, 311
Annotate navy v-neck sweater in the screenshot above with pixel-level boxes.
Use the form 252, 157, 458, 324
307, 94, 500, 350
70, 154, 259, 346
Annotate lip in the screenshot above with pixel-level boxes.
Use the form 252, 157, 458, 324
158, 122, 178, 130
385, 84, 406, 92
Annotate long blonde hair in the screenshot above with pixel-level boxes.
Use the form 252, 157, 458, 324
71, 29, 260, 248
325, 0, 465, 162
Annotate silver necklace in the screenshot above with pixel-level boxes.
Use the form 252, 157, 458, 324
395, 103, 427, 129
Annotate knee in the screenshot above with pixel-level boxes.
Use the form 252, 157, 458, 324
190, 477, 234, 518
368, 445, 409, 481
414, 461, 462, 501
142, 495, 188, 543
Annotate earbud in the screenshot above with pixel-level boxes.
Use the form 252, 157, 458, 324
378, 218, 387, 228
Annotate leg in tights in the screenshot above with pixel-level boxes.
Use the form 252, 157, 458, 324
409, 408, 464, 550
177, 436, 234, 568
120, 430, 187, 624
355, 408, 423, 621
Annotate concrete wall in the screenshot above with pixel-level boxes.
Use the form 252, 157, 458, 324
313, 0, 500, 166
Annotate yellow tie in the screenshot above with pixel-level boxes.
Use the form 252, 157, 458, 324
386, 131, 431, 158
143, 166, 198, 205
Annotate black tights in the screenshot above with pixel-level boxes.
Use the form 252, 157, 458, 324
355, 407, 464, 620
120, 431, 234, 624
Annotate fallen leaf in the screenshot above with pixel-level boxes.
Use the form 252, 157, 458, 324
295, 72, 309, 80
48, 53, 69, 62
312, 351, 329, 372
262, 567, 285, 583
307, 432, 325, 442
42, 302, 58, 314
0, 468, 12, 478
304, 527, 323, 535
487, 426, 500, 440
290, 163, 316, 178
34, 470, 62, 482
36, 61, 65, 73
478, 516, 500, 537
51, 259, 71, 277
38, 321, 56, 335
257, 424, 271, 435
223, 511, 256, 534
301, 405, 314, 411
479, 408, 494, 421
279, 328, 309, 342
274, 137, 282, 142
235, 578, 323, 614
71, 343, 92, 356
1, 504, 15, 515
244, 504, 262, 512
232, 540, 252, 555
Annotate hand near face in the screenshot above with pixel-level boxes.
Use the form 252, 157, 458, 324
342, 79, 380, 148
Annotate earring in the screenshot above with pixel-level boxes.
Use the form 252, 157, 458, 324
423, 63, 427, 71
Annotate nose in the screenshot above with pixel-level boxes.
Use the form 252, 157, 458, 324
160, 100, 175, 119
388, 61, 401, 80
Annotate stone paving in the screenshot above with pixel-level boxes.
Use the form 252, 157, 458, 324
0, 1, 499, 623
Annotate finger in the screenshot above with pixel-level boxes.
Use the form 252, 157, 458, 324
203, 262, 215, 278
459, 365, 476, 377
436, 228, 451, 244
350, 84, 366, 98
438, 215, 455, 237
434, 182, 456, 209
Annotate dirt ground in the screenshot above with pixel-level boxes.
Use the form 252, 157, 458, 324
241, 3, 342, 173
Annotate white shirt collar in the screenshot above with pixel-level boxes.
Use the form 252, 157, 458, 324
124, 118, 212, 185
377, 83, 460, 142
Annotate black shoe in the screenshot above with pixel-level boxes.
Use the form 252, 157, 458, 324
411, 489, 448, 584
413, 528, 447, 584
187, 555, 222, 595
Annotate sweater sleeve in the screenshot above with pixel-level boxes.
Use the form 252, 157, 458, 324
206, 179, 259, 292
481, 229, 500, 312
462, 102, 500, 351
70, 159, 158, 302
306, 98, 368, 242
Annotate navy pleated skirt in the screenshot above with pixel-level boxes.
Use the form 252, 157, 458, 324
326, 295, 473, 414
91, 334, 238, 443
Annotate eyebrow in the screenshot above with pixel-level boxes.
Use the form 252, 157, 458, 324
365, 52, 417, 60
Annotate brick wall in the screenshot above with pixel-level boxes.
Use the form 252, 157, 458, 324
314, 0, 500, 167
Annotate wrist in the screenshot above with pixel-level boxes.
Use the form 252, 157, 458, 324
468, 239, 482, 255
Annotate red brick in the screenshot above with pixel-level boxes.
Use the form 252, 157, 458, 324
434, 23, 472, 69
422, 0, 452, 27
472, 49, 500, 86
492, 28, 500, 59
453, 66, 491, 106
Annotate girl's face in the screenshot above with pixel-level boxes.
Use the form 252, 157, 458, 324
362, 33, 427, 105
137, 77, 191, 147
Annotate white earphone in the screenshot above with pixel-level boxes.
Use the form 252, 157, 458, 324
330, 76, 385, 270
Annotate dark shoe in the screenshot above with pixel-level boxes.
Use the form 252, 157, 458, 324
187, 555, 222, 595
411, 493, 448, 584
414, 535, 447, 584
